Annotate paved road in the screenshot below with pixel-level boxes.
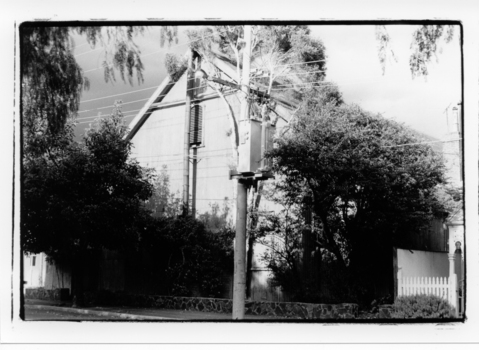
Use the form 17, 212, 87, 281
24, 304, 288, 321
25, 306, 125, 321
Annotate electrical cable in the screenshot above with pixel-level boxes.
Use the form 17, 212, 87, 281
77, 84, 234, 115
81, 31, 217, 73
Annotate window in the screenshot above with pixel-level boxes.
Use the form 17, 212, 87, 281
32, 256, 36, 266
190, 104, 203, 146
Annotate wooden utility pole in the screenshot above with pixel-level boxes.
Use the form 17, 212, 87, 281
182, 50, 195, 216
233, 25, 252, 320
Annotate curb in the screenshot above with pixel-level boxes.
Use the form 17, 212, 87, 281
25, 304, 174, 320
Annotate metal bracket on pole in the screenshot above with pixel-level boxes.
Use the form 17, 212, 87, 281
229, 170, 275, 181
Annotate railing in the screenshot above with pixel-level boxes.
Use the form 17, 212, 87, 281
397, 275, 459, 317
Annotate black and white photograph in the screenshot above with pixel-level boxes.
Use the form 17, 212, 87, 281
2, 1, 479, 347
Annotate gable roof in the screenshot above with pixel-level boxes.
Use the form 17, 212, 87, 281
126, 50, 243, 141
126, 50, 299, 141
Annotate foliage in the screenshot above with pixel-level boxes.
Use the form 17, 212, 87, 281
21, 25, 176, 138
264, 93, 448, 302
22, 106, 155, 265
164, 53, 187, 82
392, 294, 455, 319
255, 194, 312, 301
139, 216, 234, 298
375, 25, 397, 75
144, 165, 182, 218
198, 201, 233, 233
268, 100, 447, 264
185, 25, 328, 99
409, 25, 455, 78
257, 182, 368, 304
375, 24, 456, 78
21, 26, 87, 140
434, 185, 463, 222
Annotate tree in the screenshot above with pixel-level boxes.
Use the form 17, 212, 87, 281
265, 95, 448, 303
375, 24, 456, 78
21, 25, 177, 140
21, 106, 155, 306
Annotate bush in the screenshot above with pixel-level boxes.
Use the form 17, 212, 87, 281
140, 215, 234, 298
392, 294, 455, 319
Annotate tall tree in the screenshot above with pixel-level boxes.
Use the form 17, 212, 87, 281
22, 106, 155, 306
265, 96, 448, 303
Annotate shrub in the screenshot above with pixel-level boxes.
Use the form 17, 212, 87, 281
392, 294, 455, 319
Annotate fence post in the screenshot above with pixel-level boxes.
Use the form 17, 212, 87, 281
397, 268, 403, 297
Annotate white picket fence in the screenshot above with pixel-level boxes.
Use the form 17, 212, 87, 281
397, 275, 458, 315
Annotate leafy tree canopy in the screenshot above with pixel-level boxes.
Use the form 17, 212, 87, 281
22, 106, 155, 264
21, 25, 176, 139
184, 25, 327, 98
267, 96, 448, 269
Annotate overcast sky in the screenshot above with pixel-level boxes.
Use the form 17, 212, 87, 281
73, 24, 462, 141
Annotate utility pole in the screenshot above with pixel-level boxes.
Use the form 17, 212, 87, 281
182, 50, 195, 216
192, 147, 197, 218
232, 25, 252, 320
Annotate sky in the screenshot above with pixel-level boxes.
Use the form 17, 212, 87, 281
73, 24, 461, 141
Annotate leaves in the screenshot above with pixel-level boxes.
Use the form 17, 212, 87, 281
21, 107, 155, 264
374, 24, 456, 78
265, 95, 448, 300
22, 25, 177, 140
164, 53, 187, 82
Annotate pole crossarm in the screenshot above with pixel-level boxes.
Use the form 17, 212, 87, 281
229, 169, 274, 181
200, 73, 271, 101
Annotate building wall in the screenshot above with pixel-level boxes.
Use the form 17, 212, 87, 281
23, 253, 46, 290
396, 248, 449, 278
130, 74, 240, 217
43, 259, 72, 290
23, 253, 72, 291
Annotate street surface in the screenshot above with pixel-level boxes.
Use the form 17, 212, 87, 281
24, 304, 287, 321
25, 306, 124, 321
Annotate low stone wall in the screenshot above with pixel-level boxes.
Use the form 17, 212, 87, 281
25, 287, 70, 301
82, 291, 357, 319
25, 288, 358, 319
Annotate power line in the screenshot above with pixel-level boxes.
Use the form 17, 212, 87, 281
81, 31, 217, 73
78, 97, 151, 114
79, 74, 234, 105
80, 85, 160, 103
75, 46, 102, 58
75, 107, 144, 122
272, 59, 326, 69
77, 84, 234, 115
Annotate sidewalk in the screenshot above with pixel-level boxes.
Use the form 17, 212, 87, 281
24, 299, 290, 321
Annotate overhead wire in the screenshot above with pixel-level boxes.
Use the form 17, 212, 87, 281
81, 30, 218, 73
78, 84, 235, 115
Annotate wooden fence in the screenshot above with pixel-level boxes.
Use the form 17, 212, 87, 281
397, 275, 458, 316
